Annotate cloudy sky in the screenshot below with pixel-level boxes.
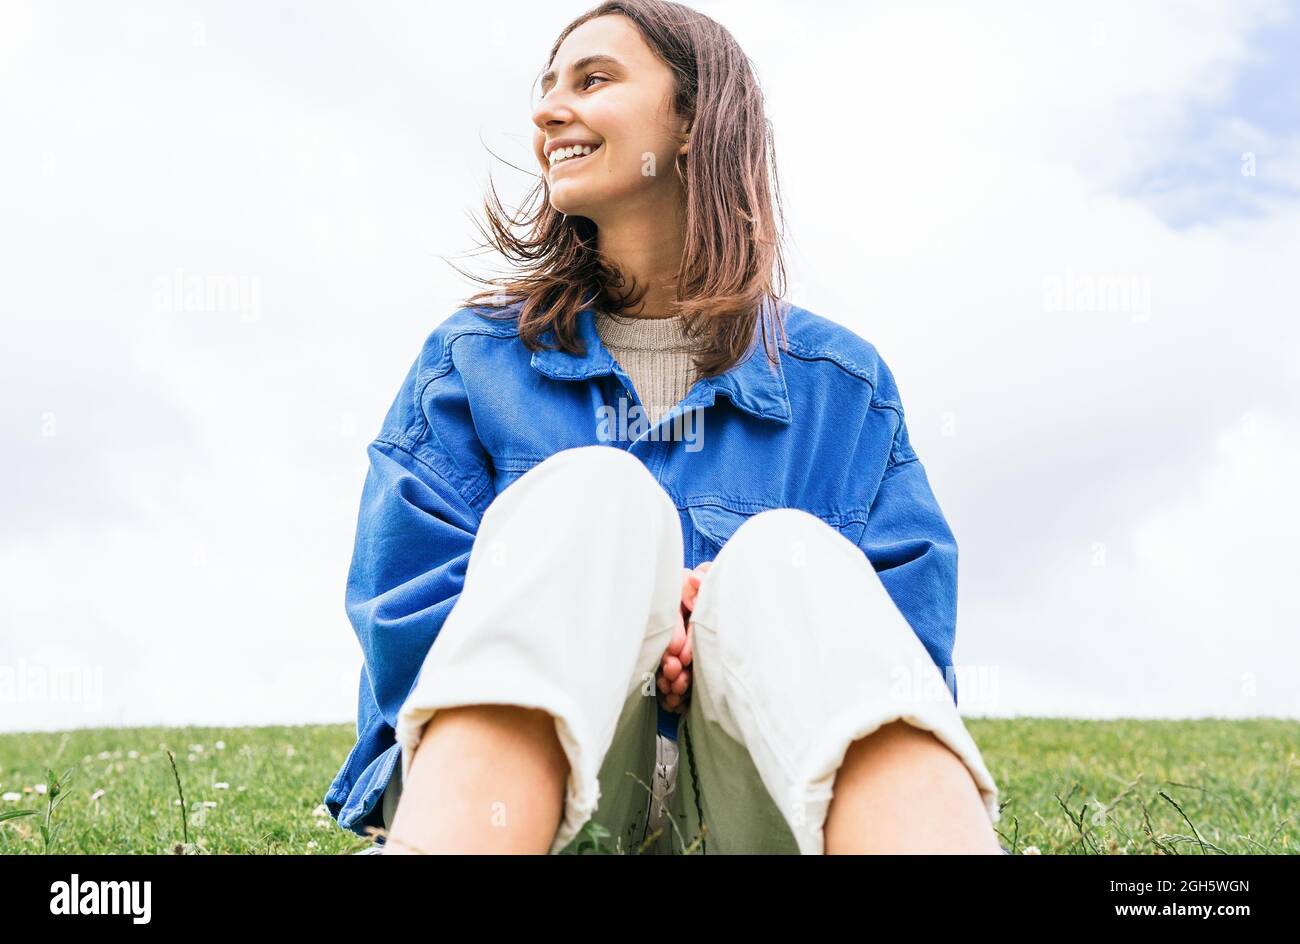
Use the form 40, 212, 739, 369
2, 0, 1297, 733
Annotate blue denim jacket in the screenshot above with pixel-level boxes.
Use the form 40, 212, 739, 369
325, 300, 960, 837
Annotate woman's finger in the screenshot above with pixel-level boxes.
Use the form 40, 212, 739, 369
671, 671, 690, 695
682, 561, 710, 611
665, 613, 686, 657
683, 571, 701, 603
681, 581, 699, 614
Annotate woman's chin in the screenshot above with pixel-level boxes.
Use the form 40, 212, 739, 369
548, 190, 597, 219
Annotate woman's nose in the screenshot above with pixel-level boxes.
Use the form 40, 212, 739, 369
532, 88, 576, 133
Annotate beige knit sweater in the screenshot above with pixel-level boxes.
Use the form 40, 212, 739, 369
594, 310, 698, 427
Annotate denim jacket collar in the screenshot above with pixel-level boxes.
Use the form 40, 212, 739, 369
530, 304, 792, 424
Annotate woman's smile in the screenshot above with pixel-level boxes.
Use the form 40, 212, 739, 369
548, 142, 603, 173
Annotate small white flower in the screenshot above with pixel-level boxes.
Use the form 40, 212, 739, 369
285, 745, 296, 758
2, 792, 20, 802
306, 840, 318, 850
236, 785, 247, 792
127, 750, 139, 759
187, 754, 197, 763
312, 803, 329, 818
189, 744, 204, 753
90, 789, 106, 802
34, 783, 47, 795
1022, 845, 1042, 855
215, 741, 226, 750
315, 818, 331, 829
213, 782, 230, 790
98, 751, 112, 760
202, 800, 218, 808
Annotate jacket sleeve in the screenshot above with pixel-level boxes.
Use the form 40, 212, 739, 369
857, 387, 960, 704
344, 352, 490, 731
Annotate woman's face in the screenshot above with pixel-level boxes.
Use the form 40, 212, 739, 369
532, 15, 689, 223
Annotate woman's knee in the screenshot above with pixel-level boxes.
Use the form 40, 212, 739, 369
693, 507, 877, 648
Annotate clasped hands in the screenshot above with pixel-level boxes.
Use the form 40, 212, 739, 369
655, 561, 712, 714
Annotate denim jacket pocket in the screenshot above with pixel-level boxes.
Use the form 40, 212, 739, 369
490, 454, 545, 495
687, 503, 759, 564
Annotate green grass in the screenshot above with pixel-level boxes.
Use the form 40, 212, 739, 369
0, 719, 1295, 854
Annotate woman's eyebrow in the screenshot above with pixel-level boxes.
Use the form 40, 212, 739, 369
540, 54, 624, 94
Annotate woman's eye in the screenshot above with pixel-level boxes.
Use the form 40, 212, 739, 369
583, 73, 609, 89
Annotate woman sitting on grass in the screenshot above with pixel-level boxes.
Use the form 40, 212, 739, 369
326, 0, 1004, 855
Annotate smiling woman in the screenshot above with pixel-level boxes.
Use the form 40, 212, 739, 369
327, 0, 1004, 857
530, 29, 691, 233
451, 0, 789, 381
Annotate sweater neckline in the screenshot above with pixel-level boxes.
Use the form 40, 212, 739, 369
594, 310, 694, 352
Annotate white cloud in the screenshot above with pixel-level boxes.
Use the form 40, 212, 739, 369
959, 409, 1300, 718
1, 0, 1297, 730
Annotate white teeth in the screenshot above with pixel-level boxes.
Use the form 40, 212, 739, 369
550, 144, 597, 165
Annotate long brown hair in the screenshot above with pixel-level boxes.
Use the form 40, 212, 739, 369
453, 0, 790, 380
